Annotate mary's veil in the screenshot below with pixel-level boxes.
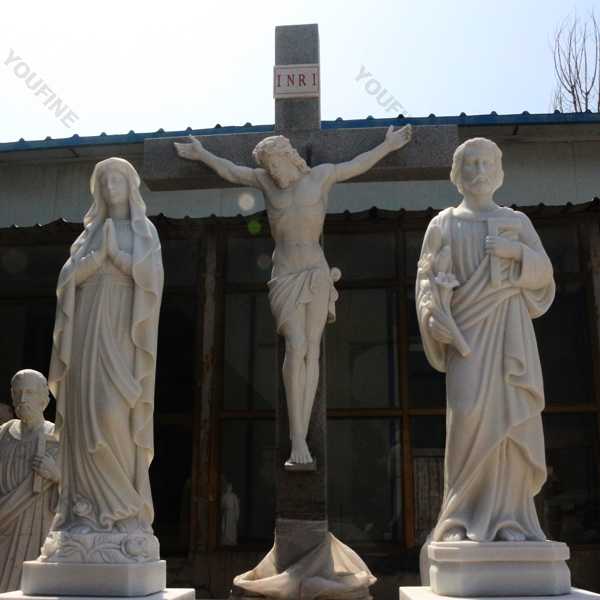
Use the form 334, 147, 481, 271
66, 157, 153, 268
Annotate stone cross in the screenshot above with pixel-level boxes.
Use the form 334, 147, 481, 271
143, 25, 457, 191
143, 23, 458, 596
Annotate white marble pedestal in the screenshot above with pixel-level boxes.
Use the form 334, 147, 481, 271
0, 589, 195, 600
20, 560, 167, 597
400, 588, 600, 600
424, 541, 570, 597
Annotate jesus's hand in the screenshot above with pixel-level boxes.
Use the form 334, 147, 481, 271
384, 125, 412, 152
174, 135, 205, 161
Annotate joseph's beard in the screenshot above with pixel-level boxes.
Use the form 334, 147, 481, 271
17, 408, 42, 425
464, 178, 495, 196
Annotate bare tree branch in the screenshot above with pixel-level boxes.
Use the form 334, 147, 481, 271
552, 11, 600, 112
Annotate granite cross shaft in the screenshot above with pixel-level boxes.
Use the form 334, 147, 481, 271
143, 22, 458, 596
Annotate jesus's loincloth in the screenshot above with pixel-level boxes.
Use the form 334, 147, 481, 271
267, 266, 339, 334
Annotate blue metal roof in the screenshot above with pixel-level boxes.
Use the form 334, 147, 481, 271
1, 111, 599, 154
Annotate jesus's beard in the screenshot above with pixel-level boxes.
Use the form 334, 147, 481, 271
270, 171, 294, 189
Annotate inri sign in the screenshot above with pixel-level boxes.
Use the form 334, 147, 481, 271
273, 63, 320, 99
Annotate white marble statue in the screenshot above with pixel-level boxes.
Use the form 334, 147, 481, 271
416, 137, 554, 543
175, 126, 412, 467
221, 482, 240, 546
41, 157, 164, 564
0, 370, 58, 592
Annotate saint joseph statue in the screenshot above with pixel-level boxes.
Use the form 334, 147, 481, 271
416, 137, 554, 543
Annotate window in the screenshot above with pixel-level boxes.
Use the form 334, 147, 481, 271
3, 206, 597, 563
541, 414, 600, 544
214, 209, 600, 553
324, 229, 405, 544
151, 236, 199, 555
0, 240, 70, 423
219, 228, 278, 545
0, 224, 199, 557
411, 416, 444, 545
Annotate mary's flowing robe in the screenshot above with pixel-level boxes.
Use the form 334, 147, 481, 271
49, 215, 163, 534
416, 206, 554, 542
0, 420, 57, 591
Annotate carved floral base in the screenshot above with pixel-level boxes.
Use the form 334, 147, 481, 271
39, 531, 160, 564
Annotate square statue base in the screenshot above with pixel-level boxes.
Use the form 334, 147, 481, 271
0, 589, 195, 600
400, 588, 600, 600
427, 541, 570, 597
20, 560, 167, 597
284, 459, 317, 472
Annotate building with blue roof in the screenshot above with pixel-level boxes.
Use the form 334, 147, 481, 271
0, 111, 599, 596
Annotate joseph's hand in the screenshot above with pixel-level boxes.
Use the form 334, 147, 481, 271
174, 135, 204, 161
385, 124, 412, 152
485, 236, 522, 261
33, 455, 59, 482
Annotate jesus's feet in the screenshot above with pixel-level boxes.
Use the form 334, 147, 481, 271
288, 436, 313, 465
441, 526, 467, 542
497, 527, 526, 542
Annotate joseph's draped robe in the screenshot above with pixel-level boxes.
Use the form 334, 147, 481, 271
0, 420, 58, 591
416, 206, 554, 542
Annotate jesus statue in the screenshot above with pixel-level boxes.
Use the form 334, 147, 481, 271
175, 125, 412, 467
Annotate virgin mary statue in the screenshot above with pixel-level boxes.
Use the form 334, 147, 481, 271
41, 157, 164, 564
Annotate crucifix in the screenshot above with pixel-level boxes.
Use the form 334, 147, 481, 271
143, 23, 458, 600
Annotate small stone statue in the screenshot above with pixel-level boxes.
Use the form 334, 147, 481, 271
416, 138, 570, 596
40, 157, 164, 566
175, 126, 412, 468
0, 370, 58, 592
221, 481, 240, 546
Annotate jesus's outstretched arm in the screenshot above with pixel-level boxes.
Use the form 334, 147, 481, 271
174, 136, 262, 189
331, 124, 412, 183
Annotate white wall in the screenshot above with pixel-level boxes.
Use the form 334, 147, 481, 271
0, 135, 599, 228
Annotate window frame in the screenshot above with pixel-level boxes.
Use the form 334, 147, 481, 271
211, 205, 600, 554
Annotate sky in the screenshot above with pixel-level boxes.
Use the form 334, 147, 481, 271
0, 0, 597, 143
